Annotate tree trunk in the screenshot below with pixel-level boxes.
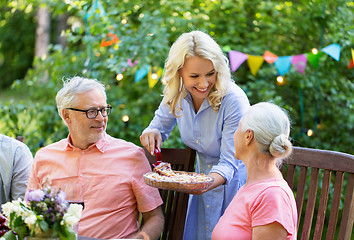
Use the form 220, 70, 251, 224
35, 6, 50, 58
55, 13, 68, 49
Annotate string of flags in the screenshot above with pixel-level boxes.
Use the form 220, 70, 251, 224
98, 31, 352, 87
130, 44, 353, 88
228, 44, 353, 76
85, 2, 353, 88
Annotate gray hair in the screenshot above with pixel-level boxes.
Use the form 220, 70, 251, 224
162, 30, 233, 117
240, 102, 292, 165
56, 76, 106, 120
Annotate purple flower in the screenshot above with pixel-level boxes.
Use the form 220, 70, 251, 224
56, 191, 66, 205
26, 189, 45, 202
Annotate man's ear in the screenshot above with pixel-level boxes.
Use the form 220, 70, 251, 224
62, 109, 71, 124
245, 129, 254, 145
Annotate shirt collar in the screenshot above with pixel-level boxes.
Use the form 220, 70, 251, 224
184, 92, 211, 113
64, 133, 108, 153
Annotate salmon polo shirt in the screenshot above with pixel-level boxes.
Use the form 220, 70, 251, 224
26, 133, 163, 239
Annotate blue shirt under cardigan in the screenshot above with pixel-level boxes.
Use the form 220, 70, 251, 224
144, 82, 250, 240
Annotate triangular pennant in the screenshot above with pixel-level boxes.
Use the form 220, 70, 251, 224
135, 65, 150, 82
291, 54, 307, 74
348, 58, 354, 69
306, 52, 322, 69
274, 56, 292, 76
228, 51, 248, 72
263, 50, 278, 64
351, 48, 354, 62
247, 55, 264, 76
127, 58, 138, 67
322, 44, 341, 61
148, 68, 163, 88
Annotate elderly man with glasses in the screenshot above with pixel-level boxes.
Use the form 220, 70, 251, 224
26, 76, 164, 240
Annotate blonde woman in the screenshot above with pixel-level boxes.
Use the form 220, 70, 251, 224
212, 102, 297, 240
140, 31, 250, 239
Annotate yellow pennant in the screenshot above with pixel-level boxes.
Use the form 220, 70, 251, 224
247, 55, 264, 76
148, 67, 163, 88
351, 48, 354, 62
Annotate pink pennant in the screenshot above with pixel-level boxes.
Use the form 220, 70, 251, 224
228, 51, 248, 72
291, 54, 307, 74
128, 58, 138, 67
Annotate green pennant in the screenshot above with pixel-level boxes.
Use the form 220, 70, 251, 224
306, 52, 322, 69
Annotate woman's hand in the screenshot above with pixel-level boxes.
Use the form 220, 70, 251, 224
140, 128, 162, 155
179, 172, 226, 195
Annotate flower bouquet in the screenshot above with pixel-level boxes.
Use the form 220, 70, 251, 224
0, 184, 82, 240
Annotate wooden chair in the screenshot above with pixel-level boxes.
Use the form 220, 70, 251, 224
144, 147, 196, 240
282, 146, 354, 240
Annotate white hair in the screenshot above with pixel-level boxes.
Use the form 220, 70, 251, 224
56, 76, 106, 121
240, 102, 292, 166
162, 30, 234, 117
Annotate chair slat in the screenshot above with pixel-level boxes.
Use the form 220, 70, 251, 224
313, 170, 331, 239
301, 168, 319, 240
285, 164, 296, 189
144, 147, 196, 240
295, 166, 308, 230
326, 171, 344, 240
338, 173, 354, 240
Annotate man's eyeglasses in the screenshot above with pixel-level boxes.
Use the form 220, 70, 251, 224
66, 105, 112, 119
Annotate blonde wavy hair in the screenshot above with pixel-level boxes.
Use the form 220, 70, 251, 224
162, 31, 233, 117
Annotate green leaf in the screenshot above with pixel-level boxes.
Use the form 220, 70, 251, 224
13, 225, 28, 240
39, 220, 49, 232
4, 231, 17, 240
52, 221, 59, 237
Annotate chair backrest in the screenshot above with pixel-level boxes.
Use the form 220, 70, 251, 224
282, 146, 354, 240
144, 147, 196, 240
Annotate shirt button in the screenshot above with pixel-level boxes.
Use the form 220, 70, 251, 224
206, 226, 209, 230
206, 205, 210, 208
208, 165, 211, 168
196, 140, 199, 143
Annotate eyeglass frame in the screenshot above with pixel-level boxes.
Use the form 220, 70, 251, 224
66, 105, 112, 119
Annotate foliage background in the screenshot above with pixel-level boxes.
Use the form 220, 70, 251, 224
0, 1, 353, 239
0, 0, 352, 155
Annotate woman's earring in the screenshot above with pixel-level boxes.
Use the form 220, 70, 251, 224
179, 77, 183, 92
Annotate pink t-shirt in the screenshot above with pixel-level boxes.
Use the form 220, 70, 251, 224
26, 133, 163, 239
212, 178, 297, 240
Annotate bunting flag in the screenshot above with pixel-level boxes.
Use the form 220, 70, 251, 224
148, 68, 163, 88
229, 50, 248, 72
348, 59, 354, 69
274, 56, 292, 76
247, 55, 264, 76
352, 48, 354, 62
263, 51, 278, 63
291, 54, 307, 74
100, 33, 119, 47
86, 0, 106, 18
135, 65, 150, 82
306, 52, 322, 69
322, 43, 341, 61
226, 43, 349, 75
127, 58, 138, 67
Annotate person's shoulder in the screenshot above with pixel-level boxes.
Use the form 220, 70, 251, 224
258, 179, 294, 200
0, 134, 29, 150
35, 139, 67, 153
106, 135, 142, 151
224, 82, 248, 99
220, 82, 250, 112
